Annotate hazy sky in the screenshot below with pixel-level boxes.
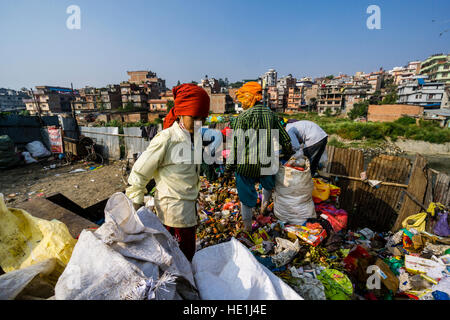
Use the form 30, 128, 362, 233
1, 0, 449, 90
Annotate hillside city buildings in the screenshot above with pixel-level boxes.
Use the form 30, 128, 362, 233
3, 53, 448, 124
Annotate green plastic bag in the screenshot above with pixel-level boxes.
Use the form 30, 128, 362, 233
317, 268, 353, 300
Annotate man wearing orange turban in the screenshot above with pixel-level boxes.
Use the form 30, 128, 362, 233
126, 83, 210, 261
226, 82, 293, 232
235, 81, 263, 110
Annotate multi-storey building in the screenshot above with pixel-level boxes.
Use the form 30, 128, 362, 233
199, 76, 220, 93
317, 82, 345, 115
419, 53, 450, 84
24, 86, 73, 115
0, 88, 29, 112
262, 69, 277, 87
397, 77, 445, 108
286, 86, 304, 113
342, 83, 372, 114
120, 82, 149, 109
127, 70, 166, 91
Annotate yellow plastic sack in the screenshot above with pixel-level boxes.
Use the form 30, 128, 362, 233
402, 212, 427, 232
0, 194, 76, 274
312, 178, 330, 202
427, 202, 445, 217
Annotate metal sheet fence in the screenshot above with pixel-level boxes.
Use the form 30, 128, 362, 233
123, 127, 150, 160
79, 126, 120, 160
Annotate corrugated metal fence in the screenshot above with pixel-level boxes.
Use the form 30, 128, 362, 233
79, 126, 121, 160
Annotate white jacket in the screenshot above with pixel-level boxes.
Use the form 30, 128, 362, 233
125, 122, 201, 227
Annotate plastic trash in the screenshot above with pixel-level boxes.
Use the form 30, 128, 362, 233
55, 192, 198, 300
192, 238, 303, 300
0, 193, 76, 274
25, 141, 51, 158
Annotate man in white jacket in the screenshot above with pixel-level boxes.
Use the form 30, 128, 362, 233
125, 83, 210, 261
286, 120, 328, 176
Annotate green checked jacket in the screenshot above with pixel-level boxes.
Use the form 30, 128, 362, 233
226, 104, 293, 178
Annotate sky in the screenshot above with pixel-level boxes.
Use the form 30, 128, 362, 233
0, 0, 449, 90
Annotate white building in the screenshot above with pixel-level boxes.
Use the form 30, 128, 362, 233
261, 69, 277, 88
397, 78, 445, 107
0, 88, 29, 112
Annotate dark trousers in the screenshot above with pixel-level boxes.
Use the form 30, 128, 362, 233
165, 225, 197, 262
303, 137, 328, 176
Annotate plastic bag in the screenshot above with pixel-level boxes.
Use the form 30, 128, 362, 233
273, 160, 316, 225
434, 212, 450, 237
0, 258, 58, 300
192, 238, 303, 300
55, 192, 198, 300
312, 178, 340, 203
402, 212, 427, 232
22, 151, 38, 164
271, 237, 300, 268
317, 268, 353, 300
0, 135, 21, 169
25, 141, 51, 158
0, 193, 76, 275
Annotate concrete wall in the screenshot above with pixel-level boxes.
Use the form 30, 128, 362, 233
368, 104, 424, 122
394, 139, 450, 155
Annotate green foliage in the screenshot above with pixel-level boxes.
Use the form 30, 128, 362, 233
123, 101, 135, 111
348, 101, 369, 120
229, 81, 244, 88
277, 112, 450, 144
166, 100, 174, 113
324, 107, 333, 117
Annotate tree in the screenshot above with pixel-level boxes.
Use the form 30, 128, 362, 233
166, 100, 174, 113
348, 101, 369, 120
177, 80, 181, 86
325, 75, 334, 80
229, 81, 244, 88
123, 101, 135, 111
369, 90, 382, 105
380, 82, 398, 105
324, 107, 333, 117
309, 97, 317, 112
190, 81, 198, 85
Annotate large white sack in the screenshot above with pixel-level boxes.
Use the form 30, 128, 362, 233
25, 141, 51, 158
55, 192, 198, 300
192, 238, 303, 300
0, 258, 57, 300
273, 163, 316, 225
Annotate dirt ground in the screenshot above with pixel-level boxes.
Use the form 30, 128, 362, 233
0, 158, 129, 209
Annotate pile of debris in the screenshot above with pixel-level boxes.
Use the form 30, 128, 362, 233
195, 173, 450, 300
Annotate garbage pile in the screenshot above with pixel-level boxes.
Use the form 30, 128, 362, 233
195, 169, 450, 300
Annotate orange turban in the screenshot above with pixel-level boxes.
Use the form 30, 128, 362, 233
163, 83, 210, 129
236, 82, 262, 110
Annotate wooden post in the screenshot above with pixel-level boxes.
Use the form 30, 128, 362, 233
392, 154, 428, 231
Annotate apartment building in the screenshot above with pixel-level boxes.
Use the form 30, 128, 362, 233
397, 78, 445, 108
127, 70, 166, 91
199, 76, 220, 93
317, 82, 345, 115
24, 86, 73, 115
262, 69, 277, 88
343, 83, 372, 114
390, 61, 421, 85
286, 86, 304, 113
74, 85, 122, 111
120, 82, 149, 109
0, 88, 29, 112
419, 53, 450, 84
